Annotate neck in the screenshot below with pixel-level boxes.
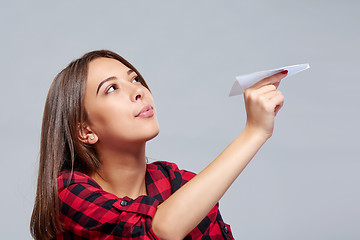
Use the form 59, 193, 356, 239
91, 142, 148, 199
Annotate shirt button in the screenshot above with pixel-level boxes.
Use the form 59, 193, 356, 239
223, 226, 229, 234
120, 200, 128, 206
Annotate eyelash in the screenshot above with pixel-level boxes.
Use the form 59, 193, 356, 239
105, 77, 141, 94
106, 84, 118, 94
132, 76, 141, 83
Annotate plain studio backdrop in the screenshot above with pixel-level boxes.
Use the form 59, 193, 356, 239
0, 1, 359, 239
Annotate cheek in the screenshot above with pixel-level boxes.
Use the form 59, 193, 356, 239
87, 101, 131, 134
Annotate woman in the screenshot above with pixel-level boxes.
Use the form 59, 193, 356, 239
30, 50, 286, 239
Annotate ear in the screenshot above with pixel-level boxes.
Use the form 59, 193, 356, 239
78, 122, 98, 145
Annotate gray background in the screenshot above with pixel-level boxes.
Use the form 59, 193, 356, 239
0, 0, 359, 239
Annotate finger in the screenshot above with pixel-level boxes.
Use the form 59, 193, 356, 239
267, 92, 284, 113
262, 89, 280, 101
252, 70, 288, 89
244, 85, 280, 106
250, 84, 277, 96
274, 96, 284, 115
274, 102, 283, 116
273, 80, 281, 89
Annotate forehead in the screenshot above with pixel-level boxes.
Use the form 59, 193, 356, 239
87, 57, 130, 84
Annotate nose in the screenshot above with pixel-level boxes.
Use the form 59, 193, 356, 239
130, 85, 144, 102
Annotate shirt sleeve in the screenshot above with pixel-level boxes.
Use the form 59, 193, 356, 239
57, 171, 160, 239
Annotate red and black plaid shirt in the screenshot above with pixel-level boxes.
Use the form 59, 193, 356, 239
57, 161, 234, 239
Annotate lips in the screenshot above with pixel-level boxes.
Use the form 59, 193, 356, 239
135, 105, 154, 118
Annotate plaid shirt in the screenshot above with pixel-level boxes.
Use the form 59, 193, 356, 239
57, 161, 234, 239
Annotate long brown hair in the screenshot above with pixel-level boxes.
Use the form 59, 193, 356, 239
30, 50, 149, 240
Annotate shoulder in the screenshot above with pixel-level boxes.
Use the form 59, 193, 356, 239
57, 170, 100, 192
147, 161, 196, 192
148, 161, 196, 181
56, 170, 120, 214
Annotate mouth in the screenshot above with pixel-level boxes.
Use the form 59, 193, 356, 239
135, 105, 154, 118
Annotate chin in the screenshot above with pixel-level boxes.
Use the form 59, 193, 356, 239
146, 127, 160, 141
131, 120, 159, 143
144, 119, 159, 140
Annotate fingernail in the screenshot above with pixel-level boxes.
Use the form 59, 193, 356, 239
281, 70, 288, 74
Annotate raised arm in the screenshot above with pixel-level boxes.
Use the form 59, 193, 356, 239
152, 71, 288, 240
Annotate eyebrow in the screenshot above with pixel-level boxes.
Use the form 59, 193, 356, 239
96, 76, 117, 95
96, 69, 135, 95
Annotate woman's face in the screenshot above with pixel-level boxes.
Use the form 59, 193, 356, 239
83, 57, 159, 148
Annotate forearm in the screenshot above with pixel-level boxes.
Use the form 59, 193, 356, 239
152, 126, 267, 239
152, 71, 287, 239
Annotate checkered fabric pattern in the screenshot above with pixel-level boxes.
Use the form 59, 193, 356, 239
57, 161, 234, 239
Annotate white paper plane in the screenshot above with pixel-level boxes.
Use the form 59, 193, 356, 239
229, 63, 310, 96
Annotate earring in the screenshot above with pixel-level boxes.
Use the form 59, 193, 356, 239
90, 135, 94, 140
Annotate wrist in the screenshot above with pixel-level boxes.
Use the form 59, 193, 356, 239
243, 123, 271, 143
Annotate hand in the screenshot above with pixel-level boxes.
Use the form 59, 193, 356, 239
243, 70, 287, 139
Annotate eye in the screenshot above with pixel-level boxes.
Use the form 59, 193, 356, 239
106, 84, 118, 94
132, 77, 141, 84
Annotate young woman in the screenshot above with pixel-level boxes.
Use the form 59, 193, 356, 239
30, 50, 286, 239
